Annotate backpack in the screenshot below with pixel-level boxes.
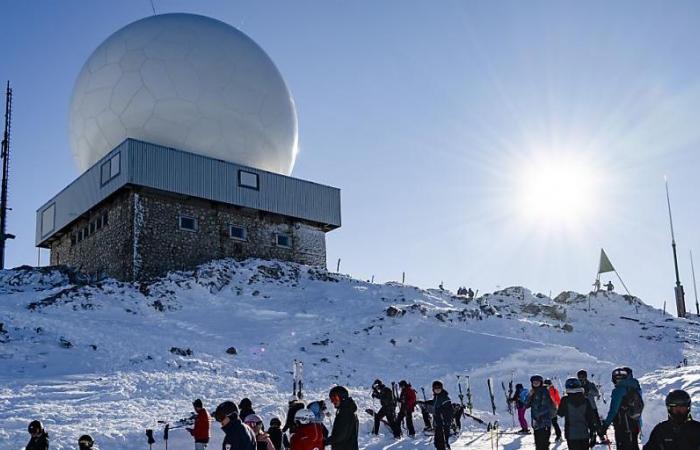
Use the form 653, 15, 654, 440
620, 387, 644, 420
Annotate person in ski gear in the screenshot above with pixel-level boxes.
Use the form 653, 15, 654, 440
306, 401, 330, 439
214, 401, 256, 450
397, 380, 417, 437
432, 380, 453, 450
268, 418, 290, 450
187, 398, 211, 449
26, 420, 49, 450
511, 383, 531, 434
557, 378, 597, 450
416, 400, 434, 431
244, 414, 275, 450
325, 385, 359, 450
601, 368, 643, 450
545, 379, 563, 441
593, 279, 601, 293
370, 379, 401, 438
283, 399, 306, 434
290, 409, 324, 450
577, 370, 606, 443
605, 281, 614, 292
78, 435, 94, 450
526, 374, 555, 450
643, 389, 700, 450
239, 398, 256, 423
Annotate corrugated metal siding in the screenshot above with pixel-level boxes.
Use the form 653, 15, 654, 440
36, 139, 341, 246
35, 142, 129, 245
127, 140, 341, 228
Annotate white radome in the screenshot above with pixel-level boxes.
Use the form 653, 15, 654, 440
69, 13, 298, 175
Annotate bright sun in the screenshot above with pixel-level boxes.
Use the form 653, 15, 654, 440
514, 153, 601, 230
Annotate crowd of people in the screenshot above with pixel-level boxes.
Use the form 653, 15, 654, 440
20, 366, 700, 450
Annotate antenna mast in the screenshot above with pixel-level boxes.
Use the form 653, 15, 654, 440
0, 81, 15, 269
665, 177, 686, 317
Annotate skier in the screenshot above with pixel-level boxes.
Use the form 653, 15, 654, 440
78, 435, 95, 450
544, 379, 563, 441
417, 399, 434, 432
267, 418, 289, 450
325, 385, 359, 450
283, 398, 305, 434
643, 389, 700, 450
511, 383, 531, 434
397, 380, 417, 437
526, 374, 555, 450
239, 398, 256, 423
605, 281, 614, 293
577, 369, 606, 443
214, 401, 256, 450
593, 279, 601, 293
26, 420, 49, 450
370, 379, 401, 438
432, 380, 453, 450
186, 398, 211, 450
306, 401, 330, 439
557, 378, 597, 450
601, 368, 643, 450
289, 409, 324, 450
244, 414, 275, 450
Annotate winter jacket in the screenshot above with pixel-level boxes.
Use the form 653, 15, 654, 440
372, 385, 395, 409
25, 432, 49, 450
548, 386, 561, 408
188, 408, 211, 443
221, 414, 256, 450
267, 426, 289, 450
643, 417, 700, 450
325, 397, 359, 450
513, 387, 530, 408
290, 423, 324, 450
399, 385, 417, 412
254, 431, 276, 450
432, 390, 454, 428
557, 393, 596, 441
526, 386, 555, 430
603, 377, 643, 429
581, 380, 600, 410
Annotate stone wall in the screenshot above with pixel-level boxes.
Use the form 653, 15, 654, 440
49, 190, 134, 280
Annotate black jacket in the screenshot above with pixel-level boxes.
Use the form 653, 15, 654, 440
325, 397, 359, 450
267, 426, 289, 450
372, 385, 395, 409
26, 432, 49, 450
221, 414, 256, 450
643, 417, 700, 450
557, 393, 596, 441
432, 390, 453, 428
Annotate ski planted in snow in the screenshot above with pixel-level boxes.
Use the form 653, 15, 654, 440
487, 378, 496, 415
466, 375, 474, 414
293, 359, 304, 400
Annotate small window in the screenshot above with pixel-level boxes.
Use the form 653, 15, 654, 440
102, 212, 109, 226
276, 233, 291, 248
70, 234, 77, 246
89, 221, 96, 234
83, 226, 89, 238
41, 204, 56, 237
96, 217, 102, 231
101, 152, 121, 185
238, 170, 259, 190
229, 225, 247, 241
77, 230, 83, 242
179, 215, 198, 232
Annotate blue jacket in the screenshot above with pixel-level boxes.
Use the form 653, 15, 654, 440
518, 388, 530, 407
603, 377, 643, 428
527, 386, 555, 430
221, 414, 256, 450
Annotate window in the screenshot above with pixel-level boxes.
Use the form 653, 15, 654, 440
276, 233, 292, 248
83, 226, 89, 239
102, 212, 109, 226
89, 221, 96, 234
179, 215, 198, 232
77, 229, 83, 243
229, 225, 247, 241
101, 152, 121, 185
238, 170, 259, 190
70, 234, 77, 246
95, 216, 102, 231
41, 204, 56, 236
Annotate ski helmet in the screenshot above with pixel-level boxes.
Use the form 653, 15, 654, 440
269, 417, 282, 428
577, 369, 588, 380
214, 401, 238, 422
373, 379, 383, 388
565, 378, 584, 394
294, 409, 316, 425
530, 375, 544, 386
622, 367, 634, 378
27, 420, 43, 435
193, 398, 203, 408
432, 380, 444, 389
544, 379, 552, 386
239, 398, 253, 410
666, 390, 691, 408
78, 434, 94, 449
399, 380, 408, 388
244, 414, 263, 426
611, 368, 628, 384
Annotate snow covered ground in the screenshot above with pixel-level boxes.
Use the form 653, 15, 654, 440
1, 259, 699, 449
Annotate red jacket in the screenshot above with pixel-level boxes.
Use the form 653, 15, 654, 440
548, 386, 561, 408
188, 408, 211, 443
400, 386, 417, 412
290, 423, 324, 450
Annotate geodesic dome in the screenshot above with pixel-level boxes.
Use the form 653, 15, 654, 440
69, 13, 298, 175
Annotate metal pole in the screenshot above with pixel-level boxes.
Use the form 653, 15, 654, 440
336, 258, 341, 273
691, 250, 699, 316
665, 178, 686, 317
0, 81, 14, 269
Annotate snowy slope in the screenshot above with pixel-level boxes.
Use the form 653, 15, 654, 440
1, 259, 699, 449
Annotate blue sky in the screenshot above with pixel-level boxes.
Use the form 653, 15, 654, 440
3, 1, 700, 309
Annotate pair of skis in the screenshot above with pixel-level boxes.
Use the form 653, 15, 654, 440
457, 375, 487, 426
293, 359, 304, 400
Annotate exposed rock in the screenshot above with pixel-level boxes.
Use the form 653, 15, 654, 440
170, 347, 192, 356
226, 346, 238, 355
386, 306, 405, 317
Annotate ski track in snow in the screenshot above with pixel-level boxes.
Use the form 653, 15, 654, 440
0, 260, 699, 449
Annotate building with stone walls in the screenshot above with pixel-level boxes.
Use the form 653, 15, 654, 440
36, 139, 341, 281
